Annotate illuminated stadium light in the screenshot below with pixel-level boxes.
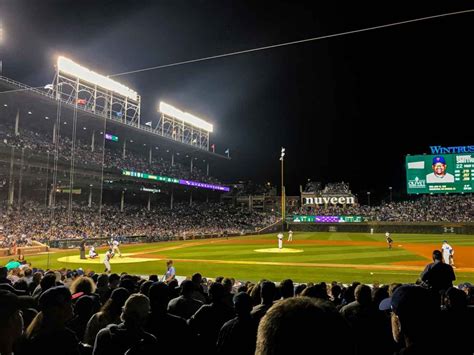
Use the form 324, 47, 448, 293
3, 104, 7, 107
57, 56, 138, 102
28, 111, 32, 115
159, 101, 213, 132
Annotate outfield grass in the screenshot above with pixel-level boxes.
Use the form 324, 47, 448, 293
2, 232, 473, 284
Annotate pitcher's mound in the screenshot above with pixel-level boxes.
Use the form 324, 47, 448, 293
254, 248, 303, 253
57, 254, 155, 264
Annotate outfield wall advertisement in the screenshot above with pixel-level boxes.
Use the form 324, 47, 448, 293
406, 153, 474, 194
291, 215, 366, 223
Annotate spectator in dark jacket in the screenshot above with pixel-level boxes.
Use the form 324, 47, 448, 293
167, 280, 203, 320
93, 293, 156, 355
217, 292, 258, 355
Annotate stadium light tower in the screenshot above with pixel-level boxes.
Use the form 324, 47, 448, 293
0, 21, 3, 75
367, 191, 371, 206
280, 147, 286, 231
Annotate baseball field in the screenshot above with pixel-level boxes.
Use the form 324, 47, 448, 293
3, 232, 474, 284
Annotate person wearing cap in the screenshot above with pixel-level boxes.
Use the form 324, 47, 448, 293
441, 240, 455, 268
426, 156, 454, 183
163, 260, 175, 283
103, 248, 113, 273
0, 290, 24, 355
378, 285, 444, 355
16, 286, 80, 355
385, 232, 393, 249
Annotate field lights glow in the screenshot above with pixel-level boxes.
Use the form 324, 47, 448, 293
57, 56, 138, 101
159, 102, 213, 133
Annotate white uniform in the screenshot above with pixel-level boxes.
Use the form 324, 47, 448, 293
288, 230, 293, 242
89, 246, 98, 259
441, 242, 454, 265
277, 233, 283, 249
370, 228, 374, 235
104, 250, 112, 272
112, 240, 122, 257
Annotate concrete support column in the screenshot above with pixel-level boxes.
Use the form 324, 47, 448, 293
171, 153, 174, 166
17, 148, 24, 206
170, 188, 174, 209
120, 190, 125, 212
122, 140, 127, 159
14, 109, 20, 136
88, 186, 92, 207
8, 146, 15, 207
91, 131, 95, 152
147, 194, 151, 211
52, 123, 56, 144
190, 158, 193, 173
206, 162, 209, 176
189, 191, 193, 206
149, 147, 152, 164
48, 187, 54, 207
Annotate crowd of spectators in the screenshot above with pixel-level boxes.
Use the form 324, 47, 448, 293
0, 200, 277, 247
0, 253, 472, 355
293, 194, 474, 222
322, 182, 351, 194
0, 122, 221, 185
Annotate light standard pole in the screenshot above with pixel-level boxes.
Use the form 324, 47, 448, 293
389, 186, 393, 203
367, 191, 371, 207
280, 147, 285, 232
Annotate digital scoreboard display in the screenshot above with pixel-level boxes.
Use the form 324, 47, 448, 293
406, 154, 474, 194
291, 215, 366, 223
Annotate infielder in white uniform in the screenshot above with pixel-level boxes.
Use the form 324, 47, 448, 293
104, 249, 113, 273
112, 239, 122, 257
277, 232, 284, 249
441, 240, 454, 267
287, 230, 293, 242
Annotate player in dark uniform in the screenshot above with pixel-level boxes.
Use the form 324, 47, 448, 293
385, 232, 393, 249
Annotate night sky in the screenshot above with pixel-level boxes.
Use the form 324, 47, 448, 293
1, 1, 473, 203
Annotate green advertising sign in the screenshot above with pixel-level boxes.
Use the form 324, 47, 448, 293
406, 154, 474, 194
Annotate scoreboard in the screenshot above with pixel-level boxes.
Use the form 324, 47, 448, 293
406, 153, 474, 194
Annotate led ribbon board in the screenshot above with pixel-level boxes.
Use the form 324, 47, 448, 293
291, 215, 365, 223
122, 170, 230, 192
105, 133, 119, 142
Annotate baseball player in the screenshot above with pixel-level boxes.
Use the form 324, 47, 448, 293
111, 238, 122, 257
287, 230, 293, 242
277, 232, 284, 249
370, 228, 374, 235
88, 245, 98, 259
104, 248, 113, 273
441, 240, 455, 267
385, 232, 393, 249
